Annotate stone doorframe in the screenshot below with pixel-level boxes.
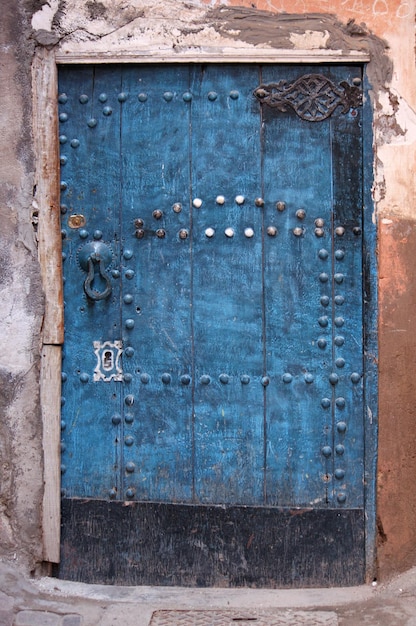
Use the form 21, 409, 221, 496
33, 44, 378, 581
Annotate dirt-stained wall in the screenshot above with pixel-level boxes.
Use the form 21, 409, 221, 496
1, 0, 416, 580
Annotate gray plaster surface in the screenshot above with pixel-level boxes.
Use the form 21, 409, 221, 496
1, 560, 415, 626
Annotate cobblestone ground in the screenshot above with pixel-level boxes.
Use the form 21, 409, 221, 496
1, 561, 415, 626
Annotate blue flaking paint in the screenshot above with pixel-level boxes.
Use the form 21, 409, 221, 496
59, 65, 374, 536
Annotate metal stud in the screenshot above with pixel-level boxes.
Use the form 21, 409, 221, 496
240, 375, 250, 384
123, 294, 133, 304
179, 229, 188, 239
267, 226, 277, 237
112, 414, 121, 425
335, 226, 345, 236
293, 227, 303, 237
219, 374, 229, 384
334, 469, 345, 480
123, 249, 133, 260
235, 195, 245, 205
140, 373, 150, 384
244, 228, 254, 238
173, 202, 182, 213
255, 197, 264, 207
216, 195, 225, 205
329, 373, 339, 385
183, 92, 192, 102
317, 338, 327, 349
315, 218, 325, 227
337, 421, 347, 433
208, 91, 218, 101
59, 135, 67, 144
126, 462, 135, 473
153, 210, 163, 220
102, 106, 112, 116
335, 444, 345, 455
124, 395, 134, 407
112, 269, 120, 278
124, 373, 133, 383
320, 296, 330, 307
161, 373, 171, 384
193, 198, 202, 208
181, 374, 191, 385
353, 226, 362, 236
315, 228, 324, 237
337, 492, 346, 503
60, 156, 67, 166
335, 358, 346, 368
87, 118, 97, 128
318, 249, 329, 260
334, 273, 344, 283
335, 317, 345, 327
318, 316, 328, 327
200, 375, 211, 385
125, 269, 135, 279
334, 295, 345, 305
296, 209, 306, 220
335, 249, 345, 260
321, 398, 331, 409
93, 230, 103, 240
118, 92, 128, 102
276, 201, 286, 212
135, 229, 145, 239
351, 372, 361, 384
229, 90, 239, 99
125, 319, 135, 329
225, 228, 234, 238
205, 228, 215, 238
321, 446, 332, 458
336, 397, 346, 408
98, 93, 107, 102
58, 93, 68, 104
334, 335, 345, 346
319, 273, 329, 283
304, 373, 314, 383
282, 373, 293, 383
108, 488, 117, 499
79, 372, 89, 383
79, 229, 88, 239
126, 488, 135, 498
59, 113, 68, 122
156, 229, 166, 238
163, 92, 174, 102
261, 376, 270, 386
138, 93, 148, 102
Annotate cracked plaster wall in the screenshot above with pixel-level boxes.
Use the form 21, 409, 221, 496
1, 0, 415, 579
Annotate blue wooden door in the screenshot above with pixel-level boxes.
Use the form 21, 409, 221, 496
58, 64, 366, 586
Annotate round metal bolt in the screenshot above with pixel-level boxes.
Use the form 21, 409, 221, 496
235, 195, 245, 205
261, 376, 270, 387
255, 197, 265, 207
112, 414, 121, 425
205, 228, 215, 238
163, 92, 174, 102
138, 93, 148, 102
200, 375, 211, 385
126, 488, 135, 498
126, 462, 135, 473
140, 373, 150, 384
337, 421, 347, 433
336, 397, 346, 408
193, 198, 202, 208
219, 374, 230, 384
102, 106, 112, 116
244, 228, 254, 238
87, 118, 97, 128
124, 395, 134, 406
320, 296, 330, 307
79, 372, 89, 383
334, 335, 345, 346
282, 373, 293, 383
321, 397, 331, 409
98, 93, 108, 102
181, 374, 191, 385
161, 373, 171, 384
135, 229, 145, 239
125, 269, 135, 279
240, 375, 250, 384
296, 209, 306, 220
179, 229, 188, 239
125, 318, 135, 329
317, 338, 327, 349
335, 444, 345, 455
293, 227, 303, 237
216, 195, 225, 205
329, 373, 339, 385
318, 249, 329, 260
315, 228, 325, 237
321, 446, 332, 458
335, 469, 345, 480
315, 218, 325, 227
156, 229, 166, 238
183, 92, 192, 102
153, 209, 163, 220
335, 226, 345, 236
276, 201, 286, 212
267, 226, 277, 237
337, 492, 347, 503
225, 228, 234, 238
172, 203, 182, 213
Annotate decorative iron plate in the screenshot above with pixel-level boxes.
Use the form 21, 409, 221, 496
149, 610, 338, 626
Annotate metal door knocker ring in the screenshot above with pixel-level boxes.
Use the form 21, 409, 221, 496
78, 241, 113, 301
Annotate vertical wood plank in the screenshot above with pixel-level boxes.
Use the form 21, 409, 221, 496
41, 344, 61, 563
32, 48, 64, 345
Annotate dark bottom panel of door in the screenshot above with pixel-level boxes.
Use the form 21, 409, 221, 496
56, 499, 365, 587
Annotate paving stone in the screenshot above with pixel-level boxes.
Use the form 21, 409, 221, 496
149, 609, 339, 626
14, 610, 61, 626
62, 615, 82, 626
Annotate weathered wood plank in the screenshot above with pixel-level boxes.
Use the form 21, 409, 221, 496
41, 344, 61, 563
32, 48, 64, 345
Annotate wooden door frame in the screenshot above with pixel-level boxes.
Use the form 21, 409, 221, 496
33, 46, 378, 582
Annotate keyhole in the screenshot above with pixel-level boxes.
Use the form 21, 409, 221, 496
103, 350, 114, 371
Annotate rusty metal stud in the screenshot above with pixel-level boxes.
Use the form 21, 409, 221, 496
153, 210, 163, 220
135, 229, 145, 239
156, 229, 166, 238
179, 229, 188, 239
68, 214, 86, 229
134, 218, 144, 228
335, 226, 345, 236
293, 227, 303, 237
255, 197, 264, 207
296, 209, 306, 220
315, 218, 325, 227
172, 203, 182, 213
267, 226, 277, 237
315, 228, 325, 237
276, 201, 286, 212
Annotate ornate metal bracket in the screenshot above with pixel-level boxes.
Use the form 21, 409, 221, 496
253, 74, 362, 122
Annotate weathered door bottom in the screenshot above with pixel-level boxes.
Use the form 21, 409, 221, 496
57, 499, 364, 587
